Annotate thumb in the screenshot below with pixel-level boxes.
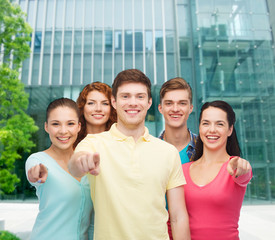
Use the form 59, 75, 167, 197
90, 153, 100, 176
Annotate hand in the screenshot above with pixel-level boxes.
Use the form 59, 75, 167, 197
75, 152, 100, 176
28, 163, 48, 183
227, 156, 251, 178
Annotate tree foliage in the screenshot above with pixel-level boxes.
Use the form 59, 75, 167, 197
0, 0, 38, 195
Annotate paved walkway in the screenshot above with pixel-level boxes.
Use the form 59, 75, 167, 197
0, 201, 275, 239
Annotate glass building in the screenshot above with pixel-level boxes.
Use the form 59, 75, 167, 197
15, 0, 275, 203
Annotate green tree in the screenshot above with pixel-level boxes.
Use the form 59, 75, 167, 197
0, 0, 38, 195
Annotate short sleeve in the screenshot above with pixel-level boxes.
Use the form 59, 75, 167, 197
75, 134, 97, 153
166, 148, 186, 190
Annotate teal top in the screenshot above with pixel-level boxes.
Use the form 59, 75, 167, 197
179, 145, 189, 164
25, 152, 94, 240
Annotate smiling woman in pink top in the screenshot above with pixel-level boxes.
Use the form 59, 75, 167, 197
182, 100, 252, 240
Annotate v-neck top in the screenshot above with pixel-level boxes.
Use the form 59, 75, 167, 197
182, 158, 252, 240
25, 152, 94, 240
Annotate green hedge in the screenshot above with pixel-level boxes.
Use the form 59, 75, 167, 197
0, 231, 20, 240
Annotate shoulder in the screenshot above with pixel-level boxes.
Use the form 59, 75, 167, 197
150, 135, 178, 151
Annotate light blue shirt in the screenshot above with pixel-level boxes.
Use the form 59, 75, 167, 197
25, 152, 94, 240
179, 145, 190, 164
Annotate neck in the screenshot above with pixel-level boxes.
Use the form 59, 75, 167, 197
200, 147, 230, 164
86, 124, 106, 134
45, 145, 74, 164
116, 121, 145, 142
163, 124, 190, 151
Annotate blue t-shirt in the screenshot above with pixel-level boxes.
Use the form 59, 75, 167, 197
179, 145, 190, 164
25, 152, 94, 240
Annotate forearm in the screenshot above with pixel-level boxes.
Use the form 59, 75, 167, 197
68, 151, 88, 178
171, 212, 191, 240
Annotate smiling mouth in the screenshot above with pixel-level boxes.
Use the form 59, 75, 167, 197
170, 114, 182, 118
206, 136, 219, 140
126, 110, 139, 114
92, 114, 104, 118
57, 137, 70, 141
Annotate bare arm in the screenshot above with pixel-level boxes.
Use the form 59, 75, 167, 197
167, 185, 191, 240
68, 151, 100, 178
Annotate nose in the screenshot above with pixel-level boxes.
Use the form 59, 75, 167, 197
59, 124, 68, 134
209, 124, 216, 132
95, 103, 102, 111
129, 96, 137, 105
172, 103, 179, 111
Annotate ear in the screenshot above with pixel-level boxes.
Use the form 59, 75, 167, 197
44, 122, 49, 133
189, 104, 194, 114
158, 103, 163, 114
77, 121, 81, 133
228, 125, 233, 137
147, 98, 152, 110
111, 95, 116, 110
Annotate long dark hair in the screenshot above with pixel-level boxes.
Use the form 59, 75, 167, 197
193, 100, 241, 160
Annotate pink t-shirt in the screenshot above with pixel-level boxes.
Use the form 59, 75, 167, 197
182, 158, 252, 240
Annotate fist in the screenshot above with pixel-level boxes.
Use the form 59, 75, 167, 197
28, 163, 48, 183
76, 152, 100, 176
227, 156, 251, 178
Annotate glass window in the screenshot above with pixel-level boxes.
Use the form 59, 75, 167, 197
114, 0, 123, 29
156, 53, 164, 84
155, 30, 163, 52
135, 31, 143, 52
166, 53, 176, 80
114, 53, 123, 76
73, 54, 81, 85
94, 31, 103, 52
46, 0, 54, 30
21, 58, 30, 85
83, 53, 92, 84
34, 32, 42, 52
65, 0, 73, 29
84, 31, 93, 53
125, 53, 133, 70
164, 0, 174, 30
124, 0, 132, 30
144, 0, 153, 30
64, 31, 72, 53
125, 31, 133, 51
31, 54, 40, 85
135, 53, 143, 72
145, 31, 153, 51
44, 31, 52, 54
115, 31, 122, 51
54, 31, 62, 53
166, 31, 174, 52
55, 0, 65, 30
84, 0, 93, 28
104, 53, 112, 86
93, 53, 102, 82
42, 54, 50, 85
74, 31, 82, 54
94, 0, 103, 28
154, 0, 162, 30
62, 53, 71, 84
134, 0, 143, 30
75, 0, 83, 29
52, 54, 61, 85
104, 0, 113, 28
105, 31, 113, 52
145, 53, 154, 82
27, 0, 35, 28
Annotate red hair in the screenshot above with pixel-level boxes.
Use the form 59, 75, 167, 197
74, 82, 117, 148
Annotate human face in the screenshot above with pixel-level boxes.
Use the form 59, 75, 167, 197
45, 106, 80, 150
158, 89, 193, 129
199, 107, 233, 152
84, 90, 111, 129
111, 83, 152, 130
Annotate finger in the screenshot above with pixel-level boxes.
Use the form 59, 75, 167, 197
28, 165, 40, 182
227, 157, 239, 176
88, 153, 100, 176
38, 164, 48, 183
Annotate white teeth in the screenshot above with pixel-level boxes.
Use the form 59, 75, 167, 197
93, 114, 103, 117
207, 136, 218, 140
171, 115, 180, 118
58, 137, 69, 141
127, 111, 138, 113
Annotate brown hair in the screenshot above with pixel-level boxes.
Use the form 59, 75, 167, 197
46, 98, 80, 122
74, 82, 117, 148
159, 77, 192, 103
112, 69, 152, 99
194, 100, 241, 160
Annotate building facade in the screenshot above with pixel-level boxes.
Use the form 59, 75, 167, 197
17, 0, 275, 203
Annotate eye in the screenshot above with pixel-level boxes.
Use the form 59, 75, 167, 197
51, 122, 59, 126
165, 102, 172, 106
180, 102, 187, 106
68, 122, 76, 126
103, 102, 109, 106
87, 101, 94, 105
